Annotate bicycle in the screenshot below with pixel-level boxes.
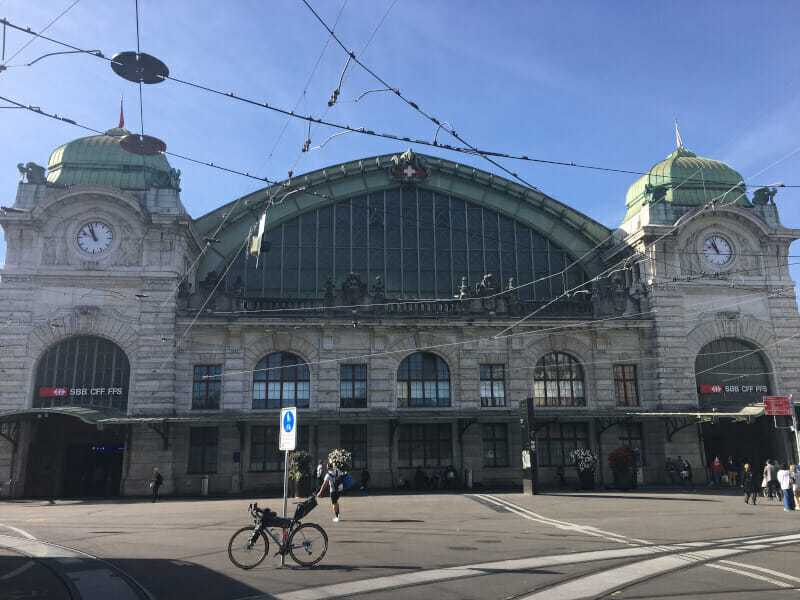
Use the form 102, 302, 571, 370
228, 496, 328, 568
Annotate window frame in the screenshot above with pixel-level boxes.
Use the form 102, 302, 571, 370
252, 352, 310, 409
480, 364, 506, 407
340, 364, 368, 408
534, 352, 586, 407
187, 427, 219, 474
396, 352, 451, 408
537, 423, 589, 466
192, 364, 222, 410
249, 425, 310, 472
397, 423, 453, 468
340, 424, 368, 469
618, 422, 645, 466
613, 364, 639, 407
481, 423, 509, 467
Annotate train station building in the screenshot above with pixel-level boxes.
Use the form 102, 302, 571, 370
1, 126, 799, 498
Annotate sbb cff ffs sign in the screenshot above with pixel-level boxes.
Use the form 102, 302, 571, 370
764, 396, 793, 416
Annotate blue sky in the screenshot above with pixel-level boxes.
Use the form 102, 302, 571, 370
2, 1, 800, 295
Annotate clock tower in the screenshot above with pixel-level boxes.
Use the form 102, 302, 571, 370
605, 144, 800, 465
0, 126, 201, 497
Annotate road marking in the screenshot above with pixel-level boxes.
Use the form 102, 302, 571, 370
268, 542, 708, 600
718, 559, 800, 585
519, 533, 800, 600
0, 524, 36, 539
474, 494, 651, 546
706, 563, 793, 589
25, 518, 46, 522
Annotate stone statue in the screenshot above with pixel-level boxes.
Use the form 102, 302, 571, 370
324, 276, 335, 300
457, 276, 469, 299
169, 168, 182, 190
17, 162, 46, 184
752, 187, 778, 205
476, 273, 499, 297
371, 275, 384, 295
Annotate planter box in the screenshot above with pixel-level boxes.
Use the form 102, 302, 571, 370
577, 469, 595, 490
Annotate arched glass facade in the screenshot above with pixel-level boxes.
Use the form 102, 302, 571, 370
34, 336, 130, 409
534, 352, 585, 406
226, 187, 587, 301
253, 352, 310, 409
397, 352, 451, 407
695, 338, 769, 408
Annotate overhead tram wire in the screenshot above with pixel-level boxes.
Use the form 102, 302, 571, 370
0, 0, 80, 67
293, 0, 397, 172
2, 18, 796, 190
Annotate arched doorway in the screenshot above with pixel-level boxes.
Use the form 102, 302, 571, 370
695, 338, 779, 469
25, 336, 130, 498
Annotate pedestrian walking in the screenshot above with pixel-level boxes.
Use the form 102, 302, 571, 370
778, 464, 796, 511
680, 457, 694, 491
793, 465, 800, 509
764, 460, 779, 499
742, 463, 757, 505
360, 467, 370, 490
315, 460, 325, 493
316, 462, 343, 522
665, 458, 677, 486
726, 456, 738, 488
150, 467, 163, 502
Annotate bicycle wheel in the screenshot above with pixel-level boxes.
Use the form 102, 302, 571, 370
228, 526, 269, 569
288, 523, 328, 567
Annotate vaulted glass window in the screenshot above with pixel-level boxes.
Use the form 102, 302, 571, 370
253, 352, 310, 409
397, 352, 451, 407
34, 336, 130, 410
225, 188, 587, 301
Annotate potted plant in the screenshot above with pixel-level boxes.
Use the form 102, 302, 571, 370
327, 448, 352, 471
569, 448, 598, 490
608, 446, 637, 490
288, 450, 313, 497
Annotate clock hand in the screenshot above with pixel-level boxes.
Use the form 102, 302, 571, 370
711, 240, 719, 253
88, 224, 98, 242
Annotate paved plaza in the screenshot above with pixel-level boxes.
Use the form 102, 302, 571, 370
1, 488, 799, 599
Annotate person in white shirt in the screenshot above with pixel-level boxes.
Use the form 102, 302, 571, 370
777, 464, 796, 511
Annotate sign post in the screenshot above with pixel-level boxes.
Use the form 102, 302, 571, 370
519, 397, 538, 495
764, 395, 800, 463
279, 407, 297, 567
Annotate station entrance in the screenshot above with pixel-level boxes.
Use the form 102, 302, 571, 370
24, 414, 125, 498
701, 417, 784, 471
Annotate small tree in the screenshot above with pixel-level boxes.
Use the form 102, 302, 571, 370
288, 450, 313, 482
608, 446, 636, 471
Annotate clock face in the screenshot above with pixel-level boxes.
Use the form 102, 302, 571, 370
76, 221, 113, 254
702, 235, 732, 265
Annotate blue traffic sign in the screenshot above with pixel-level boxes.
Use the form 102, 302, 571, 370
283, 410, 295, 432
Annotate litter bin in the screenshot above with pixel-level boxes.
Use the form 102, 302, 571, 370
200, 475, 209, 497
465, 469, 473, 489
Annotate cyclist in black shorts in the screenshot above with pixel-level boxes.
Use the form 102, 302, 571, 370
316, 462, 342, 522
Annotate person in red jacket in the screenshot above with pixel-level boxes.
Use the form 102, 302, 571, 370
710, 457, 724, 489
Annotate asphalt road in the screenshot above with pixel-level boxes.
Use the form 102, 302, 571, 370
1, 488, 799, 599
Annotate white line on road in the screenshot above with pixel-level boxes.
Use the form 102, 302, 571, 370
706, 563, 793, 589
475, 494, 651, 546
0, 524, 36, 539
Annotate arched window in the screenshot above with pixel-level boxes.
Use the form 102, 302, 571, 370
397, 352, 450, 407
253, 352, 310, 409
534, 352, 585, 406
34, 336, 130, 410
695, 338, 769, 408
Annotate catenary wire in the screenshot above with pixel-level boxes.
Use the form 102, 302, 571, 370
0, 0, 80, 66
1, 17, 798, 189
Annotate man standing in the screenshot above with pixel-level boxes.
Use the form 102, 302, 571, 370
151, 467, 163, 503
742, 463, 757, 505
777, 464, 796, 511
316, 462, 342, 522
764, 460, 779, 499
726, 456, 738, 488
315, 460, 325, 492
710, 457, 724, 489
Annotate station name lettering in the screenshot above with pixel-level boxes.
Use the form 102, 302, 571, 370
724, 385, 767, 393
69, 388, 124, 395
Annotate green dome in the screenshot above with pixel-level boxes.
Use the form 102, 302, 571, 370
46, 128, 180, 191
624, 148, 748, 221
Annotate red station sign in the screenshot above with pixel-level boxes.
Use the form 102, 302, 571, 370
764, 396, 793, 416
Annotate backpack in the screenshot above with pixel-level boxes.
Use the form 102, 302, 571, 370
331, 469, 343, 492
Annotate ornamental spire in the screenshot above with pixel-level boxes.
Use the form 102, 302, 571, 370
118, 95, 125, 128
675, 118, 684, 150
